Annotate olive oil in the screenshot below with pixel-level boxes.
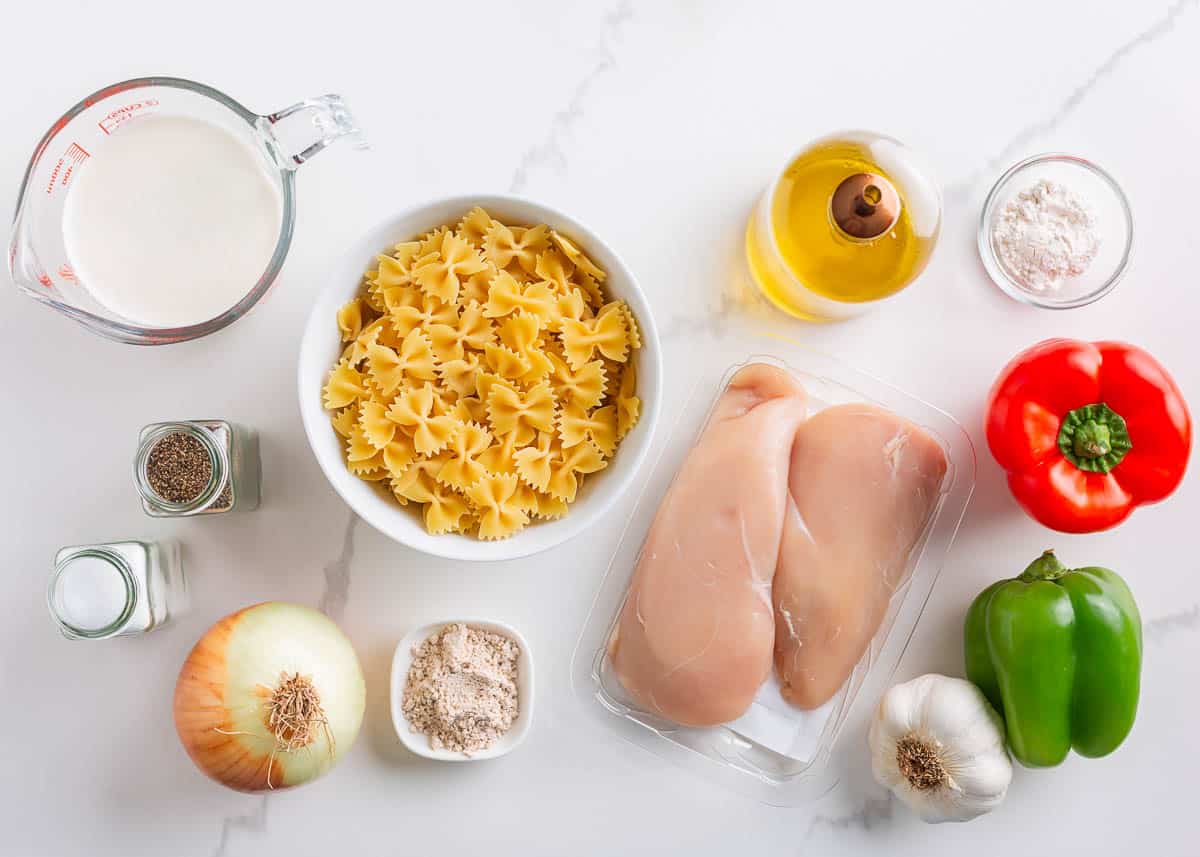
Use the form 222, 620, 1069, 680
746, 132, 941, 321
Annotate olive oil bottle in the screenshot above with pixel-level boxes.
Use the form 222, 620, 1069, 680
746, 131, 941, 321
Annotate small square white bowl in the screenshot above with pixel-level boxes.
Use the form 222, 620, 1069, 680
390, 619, 534, 761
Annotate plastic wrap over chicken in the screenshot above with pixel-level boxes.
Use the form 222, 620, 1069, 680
773, 403, 948, 709
609, 364, 808, 727
610, 364, 948, 728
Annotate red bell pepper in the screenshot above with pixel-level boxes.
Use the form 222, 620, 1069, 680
986, 339, 1191, 533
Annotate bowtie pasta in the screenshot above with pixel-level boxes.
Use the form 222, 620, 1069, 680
323, 208, 642, 540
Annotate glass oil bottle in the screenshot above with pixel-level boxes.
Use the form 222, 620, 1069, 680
745, 130, 942, 321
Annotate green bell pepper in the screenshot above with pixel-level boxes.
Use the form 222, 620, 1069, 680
963, 550, 1142, 768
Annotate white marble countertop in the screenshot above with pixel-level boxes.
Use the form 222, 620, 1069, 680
3, 1, 1198, 854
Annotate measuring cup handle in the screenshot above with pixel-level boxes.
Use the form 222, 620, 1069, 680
262, 95, 366, 167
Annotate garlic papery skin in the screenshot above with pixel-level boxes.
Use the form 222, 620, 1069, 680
868, 674, 1012, 823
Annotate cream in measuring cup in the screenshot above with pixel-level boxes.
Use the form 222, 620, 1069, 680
9, 77, 365, 344
63, 115, 282, 327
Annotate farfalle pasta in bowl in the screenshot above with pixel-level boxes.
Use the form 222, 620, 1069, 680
299, 196, 661, 561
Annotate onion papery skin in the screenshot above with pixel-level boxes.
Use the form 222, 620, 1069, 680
173, 602, 366, 792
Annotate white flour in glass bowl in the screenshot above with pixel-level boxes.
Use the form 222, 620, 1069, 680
991, 178, 1100, 293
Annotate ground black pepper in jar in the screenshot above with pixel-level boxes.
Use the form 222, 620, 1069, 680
134, 420, 260, 516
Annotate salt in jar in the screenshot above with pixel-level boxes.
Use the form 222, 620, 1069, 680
48, 540, 186, 639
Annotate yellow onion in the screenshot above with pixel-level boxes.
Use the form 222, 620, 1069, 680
174, 602, 365, 792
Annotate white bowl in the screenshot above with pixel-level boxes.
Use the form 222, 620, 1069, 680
298, 194, 662, 561
389, 619, 534, 761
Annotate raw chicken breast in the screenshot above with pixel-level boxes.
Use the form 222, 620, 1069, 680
609, 364, 808, 727
773, 404, 947, 710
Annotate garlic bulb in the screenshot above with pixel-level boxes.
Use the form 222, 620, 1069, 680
868, 674, 1012, 823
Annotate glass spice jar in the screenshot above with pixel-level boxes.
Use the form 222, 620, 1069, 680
134, 420, 261, 516
48, 540, 186, 639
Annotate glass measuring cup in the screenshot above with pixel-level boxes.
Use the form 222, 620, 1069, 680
8, 76, 365, 345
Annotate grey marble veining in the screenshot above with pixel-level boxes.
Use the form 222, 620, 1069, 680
944, 0, 1199, 200
806, 794, 895, 837
1145, 603, 1200, 643
318, 511, 359, 621
508, 1, 634, 194
211, 797, 268, 857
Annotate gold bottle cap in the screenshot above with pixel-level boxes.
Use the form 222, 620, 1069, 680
830, 172, 901, 240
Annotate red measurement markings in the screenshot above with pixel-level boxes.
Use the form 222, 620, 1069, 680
43, 142, 90, 195
98, 98, 159, 134
58, 264, 77, 282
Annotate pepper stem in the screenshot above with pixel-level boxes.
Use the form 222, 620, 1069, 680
1073, 421, 1111, 458
1020, 550, 1069, 582
1057, 403, 1132, 474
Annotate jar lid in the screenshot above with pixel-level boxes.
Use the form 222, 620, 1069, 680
830, 172, 901, 240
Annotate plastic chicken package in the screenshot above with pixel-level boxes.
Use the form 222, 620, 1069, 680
571, 341, 974, 806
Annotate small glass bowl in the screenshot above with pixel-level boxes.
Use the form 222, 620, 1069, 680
978, 153, 1133, 309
